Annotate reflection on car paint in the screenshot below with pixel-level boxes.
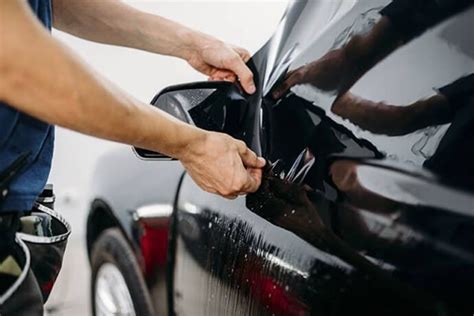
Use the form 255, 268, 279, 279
171, 1, 474, 314
331, 7, 384, 50
276, 1, 474, 174
247, 166, 447, 314
95, 1, 474, 315
411, 125, 444, 159
174, 203, 312, 315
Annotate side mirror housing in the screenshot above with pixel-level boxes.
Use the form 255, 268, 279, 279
134, 81, 249, 160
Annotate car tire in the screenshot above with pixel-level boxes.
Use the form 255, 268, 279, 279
90, 228, 154, 316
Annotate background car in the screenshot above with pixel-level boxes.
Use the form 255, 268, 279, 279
87, 0, 474, 315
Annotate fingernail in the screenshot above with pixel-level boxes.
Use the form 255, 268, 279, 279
258, 157, 266, 166
248, 84, 256, 94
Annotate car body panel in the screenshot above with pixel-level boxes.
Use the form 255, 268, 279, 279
88, 0, 474, 315
171, 1, 474, 315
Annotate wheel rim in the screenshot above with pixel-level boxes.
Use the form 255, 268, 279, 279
95, 263, 136, 316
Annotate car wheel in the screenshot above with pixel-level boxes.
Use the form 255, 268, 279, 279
91, 228, 154, 316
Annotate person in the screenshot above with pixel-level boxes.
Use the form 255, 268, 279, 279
0, 0, 265, 313
329, 74, 474, 185
272, 0, 474, 99
270, 0, 474, 185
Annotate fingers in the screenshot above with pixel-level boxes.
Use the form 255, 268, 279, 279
231, 167, 261, 195
208, 69, 237, 82
232, 46, 252, 63
226, 53, 256, 94
221, 141, 265, 197
234, 141, 265, 194
186, 132, 265, 198
243, 169, 260, 193
223, 194, 238, 200
236, 141, 266, 168
246, 167, 263, 191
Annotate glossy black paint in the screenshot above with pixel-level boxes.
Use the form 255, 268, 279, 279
87, 1, 474, 315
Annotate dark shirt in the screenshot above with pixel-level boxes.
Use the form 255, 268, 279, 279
0, 0, 53, 212
381, 0, 474, 42
424, 74, 474, 186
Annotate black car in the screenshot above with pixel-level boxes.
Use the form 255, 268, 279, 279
87, 1, 474, 315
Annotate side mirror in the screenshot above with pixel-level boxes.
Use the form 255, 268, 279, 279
134, 81, 249, 160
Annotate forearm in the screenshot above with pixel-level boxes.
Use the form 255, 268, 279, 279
343, 17, 403, 83
0, 0, 203, 158
52, 0, 201, 60
345, 0, 474, 76
407, 95, 452, 130
331, 93, 451, 136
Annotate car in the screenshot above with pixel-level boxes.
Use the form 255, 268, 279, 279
86, 1, 474, 315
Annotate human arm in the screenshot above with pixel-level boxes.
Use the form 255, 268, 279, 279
273, 0, 474, 99
51, 0, 256, 93
272, 16, 402, 98
0, 0, 264, 198
330, 93, 451, 136
330, 73, 474, 136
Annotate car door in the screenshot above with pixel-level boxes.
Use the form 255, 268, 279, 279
170, 1, 474, 315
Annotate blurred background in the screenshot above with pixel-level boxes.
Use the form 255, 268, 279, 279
44, 1, 287, 315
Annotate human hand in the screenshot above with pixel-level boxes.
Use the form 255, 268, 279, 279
178, 131, 266, 199
272, 48, 353, 99
247, 172, 325, 231
183, 33, 256, 94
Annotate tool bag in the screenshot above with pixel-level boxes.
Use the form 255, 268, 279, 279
0, 235, 43, 314
17, 197, 71, 302
0, 154, 71, 311
0, 195, 71, 312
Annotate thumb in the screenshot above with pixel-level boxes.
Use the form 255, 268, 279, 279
228, 55, 256, 94
241, 168, 262, 193
239, 147, 266, 169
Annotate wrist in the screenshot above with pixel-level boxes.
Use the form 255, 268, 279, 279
174, 27, 206, 61
145, 17, 205, 60
418, 94, 452, 126
172, 125, 208, 162
175, 28, 220, 63
344, 17, 401, 69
